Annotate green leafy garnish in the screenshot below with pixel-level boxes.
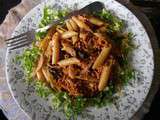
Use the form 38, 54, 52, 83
121, 32, 135, 56
115, 32, 135, 85
50, 92, 73, 119
95, 9, 124, 32
112, 32, 135, 64
51, 92, 66, 109
119, 68, 135, 85
35, 81, 52, 98
73, 96, 86, 119
39, 6, 69, 28
64, 97, 73, 120
35, 31, 47, 41
88, 86, 115, 108
16, 46, 40, 80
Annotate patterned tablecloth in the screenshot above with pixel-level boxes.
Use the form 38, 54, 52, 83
0, 0, 160, 120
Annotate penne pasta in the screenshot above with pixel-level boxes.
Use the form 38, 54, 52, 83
41, 66, 57, 91
88, 17, 104, 26
36, 69, 46, 81
61, 31, 78, 39
56, 25, 67, 34
72, 16, 92, 32
65, 20, 79, 44
57, 25, 67, 31
36, 54, 44, 72
92, 46, 112, 69
56, 28, 64, 34
45, 41, 52, 58
58, 57, 80, 66
69, 19, 78, 31
42, 66, 55, 83
98, 64, 112, 91
50, 81, 57, 91
39, 36, 50, 52
65, 20, 74, 31
51, 32, 60, 64
39, 27, 55, 51
62, 42, 76, 56
72, 35, 78, 44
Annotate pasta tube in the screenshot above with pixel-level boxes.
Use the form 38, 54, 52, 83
56, 25, 67, 34
39, 27, 55, 51
72, 16, 92, 32
51, 32, 60, 64
62, 42, 76, 56
36, 54, 44, 72
39, 36, 50, 52
42, 66, 55, 83
92, 46, 112, 69
61, 31, 78, 39
58, 57, 80, 66
88, 17, 104, 26
65, 20, 74, 31
65, 20, 78, 44
69, 19, 78, 31
98, 64, 112, 91
45, 41, 52, 58
72, 35, 78, 44
36, 69, 45, 81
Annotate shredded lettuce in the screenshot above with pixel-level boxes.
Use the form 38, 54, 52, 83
51, 92, 66, 109
50, 92, 73, 119
87, 86, 115, 108
72, 96, 86, 119
35, 81, 52, 98
119, 68, 135, 85
16, 46, 40, 81
95, 9, 124, 32
121, 32, 135, 56
63, 96, 73, 120
114, 32, 135, 85
35, 31, 47, 41
39, 6, 69, 28
35, 81, 74, 119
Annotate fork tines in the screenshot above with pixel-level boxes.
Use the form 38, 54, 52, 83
5, 31, 35, 51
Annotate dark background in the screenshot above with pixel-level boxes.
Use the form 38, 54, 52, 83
0, 0, 160, 120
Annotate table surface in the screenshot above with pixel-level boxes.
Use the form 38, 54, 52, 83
0, 0, 160, 120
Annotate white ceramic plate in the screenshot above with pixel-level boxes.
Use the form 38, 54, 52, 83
5, 0, 154, 120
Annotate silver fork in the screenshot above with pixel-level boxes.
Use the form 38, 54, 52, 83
5, 1, 104, 51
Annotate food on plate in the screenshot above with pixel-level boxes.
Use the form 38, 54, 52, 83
17, 7, 135, 119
